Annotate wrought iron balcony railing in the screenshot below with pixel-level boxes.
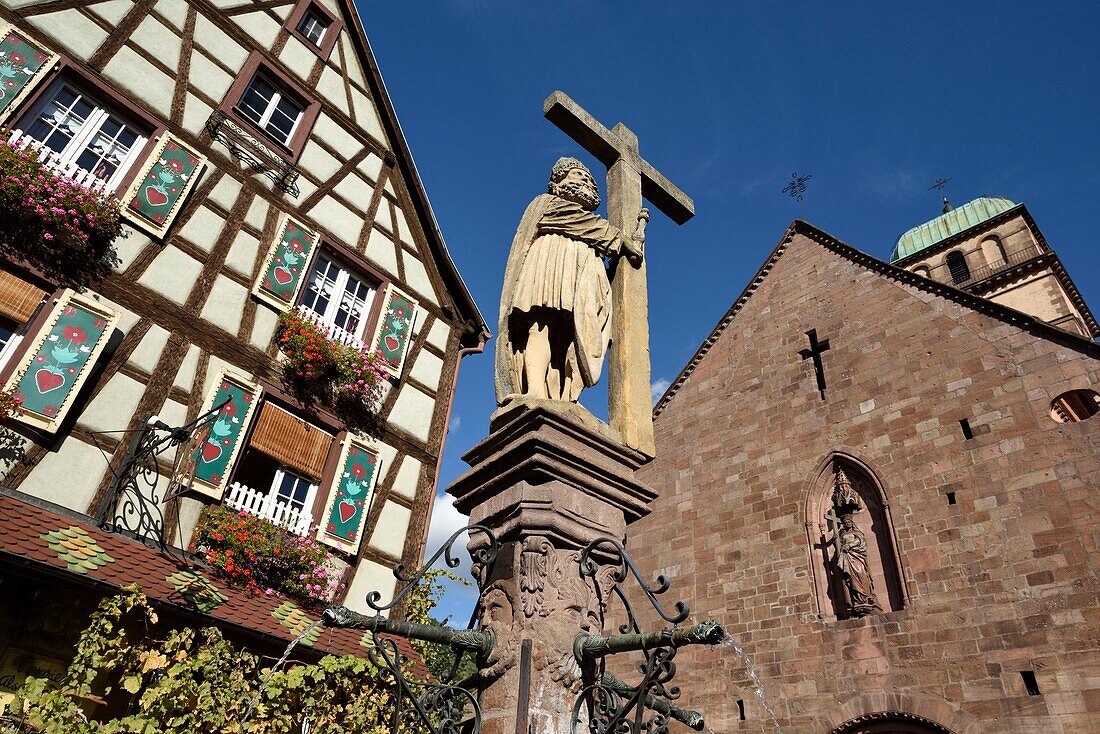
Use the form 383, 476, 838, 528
953, 244, 1044, 288
205, 110, 300, 197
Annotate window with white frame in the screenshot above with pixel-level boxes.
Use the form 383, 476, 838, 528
273, 468, 317, 515
296, 7, 331, 46
236, 74, 305, 147
299, 252, 378, 343
17, 79, 148, 192
0, 317, 23, 373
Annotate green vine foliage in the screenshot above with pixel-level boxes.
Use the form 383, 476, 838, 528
9, 577, 465, 733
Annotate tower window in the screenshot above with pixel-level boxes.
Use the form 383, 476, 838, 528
946, 251, 971, 284
1049, 389, 1100, 423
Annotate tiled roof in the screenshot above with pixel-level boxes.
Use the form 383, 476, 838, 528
0, 490, 428, 678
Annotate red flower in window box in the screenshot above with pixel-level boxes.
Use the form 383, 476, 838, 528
62, 325, 87, 345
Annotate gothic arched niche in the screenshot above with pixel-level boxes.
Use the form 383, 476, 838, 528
806, 456, 906, 620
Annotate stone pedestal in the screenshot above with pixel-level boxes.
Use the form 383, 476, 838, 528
447, 405, 655, 734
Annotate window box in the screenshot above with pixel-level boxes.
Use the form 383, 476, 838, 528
285, 0, 342, 60
221, 53, 320, 163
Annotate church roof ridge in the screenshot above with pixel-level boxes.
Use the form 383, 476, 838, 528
651, 219, 1100, 418
337, 0, 489, 348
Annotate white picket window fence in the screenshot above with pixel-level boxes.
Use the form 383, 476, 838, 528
295, 303, 367, 351
7, 129, 115, 194
224, 481, 313, 537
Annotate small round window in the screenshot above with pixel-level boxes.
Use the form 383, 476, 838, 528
1050, 389, 1100, 423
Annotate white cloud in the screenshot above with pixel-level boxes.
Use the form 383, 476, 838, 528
447, 414, 461, 434
425, 491, 471, 574
651, 377, 671, 403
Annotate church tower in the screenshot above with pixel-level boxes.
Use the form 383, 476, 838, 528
890, 197, 1098, 339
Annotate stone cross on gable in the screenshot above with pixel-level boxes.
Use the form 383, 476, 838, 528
543, 91, 695, 457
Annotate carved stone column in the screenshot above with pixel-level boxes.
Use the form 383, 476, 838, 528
448, 405, 655, 734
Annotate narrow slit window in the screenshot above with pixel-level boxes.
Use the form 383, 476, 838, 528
1021, 670, 1041, 696
736, 699, 746, 720
960, 418, 974, 440
946, 251, 971, 284
946, 491, 957, 505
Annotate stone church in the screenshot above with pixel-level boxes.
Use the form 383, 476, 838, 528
629, 197, 1100, 732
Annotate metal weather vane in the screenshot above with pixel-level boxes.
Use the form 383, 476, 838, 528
929, 177, 953, 212
782, 171, 812, 214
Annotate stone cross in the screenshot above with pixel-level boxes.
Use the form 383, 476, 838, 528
799, 328, 831, 400
543, 91, 695, 457
824, 506, 843, 560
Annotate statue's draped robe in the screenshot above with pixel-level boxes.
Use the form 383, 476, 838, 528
496, 193, 622, 404
837, 526, 880, 613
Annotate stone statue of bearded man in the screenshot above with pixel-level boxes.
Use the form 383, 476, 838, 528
496, 158, 645, 405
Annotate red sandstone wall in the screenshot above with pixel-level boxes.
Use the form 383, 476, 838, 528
627, 232, 1100, 733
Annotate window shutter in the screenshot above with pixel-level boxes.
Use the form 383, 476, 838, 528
370, 285, 418, 378
122, 135, 207, 238
185, 370, 260, 499
3, 290, 119, 432
249, 402, 331, 480
252, 216, 319, 309
0, 269, 46, 324
316, 434, 380, 554
0, 24, 59, 121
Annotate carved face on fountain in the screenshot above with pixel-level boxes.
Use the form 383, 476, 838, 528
549, 157, 601, 211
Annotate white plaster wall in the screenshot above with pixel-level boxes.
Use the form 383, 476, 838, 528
277, 36, 316, 80
343, 559, 396, 615
402, 256, 438, 306
333, 174, 373, 212
426, 320, 451, 351
388, 384, 434, 442
311, 115, 361, 161
207, 172, 243, 211
310, 196, 360, 249
298, 144, 342, 183
173, 345, 200, 391
154, 0, 188, 31
174, 496, 207, 550
245, 197, 269, 230
78, 374, 145, 434
189, 50, 235, 106
193, 12, 248, 68
23, 439, 108, 512
102, 47, 175, 113
373, 199, 392, 231
225, 229, 260, 277
128, 324, 171, 372
358, 153, 383, 182
364, 228, 397, 277
390, 455, 421, 500
90, 0, 132, 26
181, 93, 215, 138
157, 397, 188, 427
28, 10, 106, 60
137, 246, 202, 305
179, 205, 225, 253
230, 10, 280, 48
317, 66, 349, 116
112, 229, 152, 272
131, 16, 180, 64
409, 349, 443, 392
369, 502, 411, 558
199, 277, 247, 334
250, 305, 279, 351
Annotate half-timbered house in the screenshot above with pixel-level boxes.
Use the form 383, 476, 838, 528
0, 0, 487, 689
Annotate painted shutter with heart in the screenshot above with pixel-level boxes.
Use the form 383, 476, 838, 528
370, 285, 418, 378
122, 135, 207, 238
3, 290, 119, 433
0, 24, 60, 122
316, 435, 381, 554
252, 216, 319, 310
185, 370, 260, 500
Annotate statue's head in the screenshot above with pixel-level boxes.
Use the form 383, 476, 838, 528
549, 157, 600, 211
840, 514, 857, 530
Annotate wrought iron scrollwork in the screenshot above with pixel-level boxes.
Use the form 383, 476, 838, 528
205, 110, 301, 197
364, 622, 482, 734
96, 402, 226, 548
366, 524, 499, 615
573, 537, 707, 734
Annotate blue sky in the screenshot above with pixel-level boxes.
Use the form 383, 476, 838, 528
356, 2, 1100, 620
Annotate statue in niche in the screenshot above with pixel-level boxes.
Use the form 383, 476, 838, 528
826, 466, 882, 617
496, 157, 645, 405
835, 514, 882, 617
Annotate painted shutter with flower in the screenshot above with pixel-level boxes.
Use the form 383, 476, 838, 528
185, 370, 260, 500
252, 216, 319, 309
315, 435, 380, 554
122, 135, 206, 238
3, 290, 119, 432
370, 285, 418, 378
0, 24, 59, 121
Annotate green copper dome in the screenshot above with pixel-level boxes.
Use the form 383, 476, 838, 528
890, 197, 1017, 262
